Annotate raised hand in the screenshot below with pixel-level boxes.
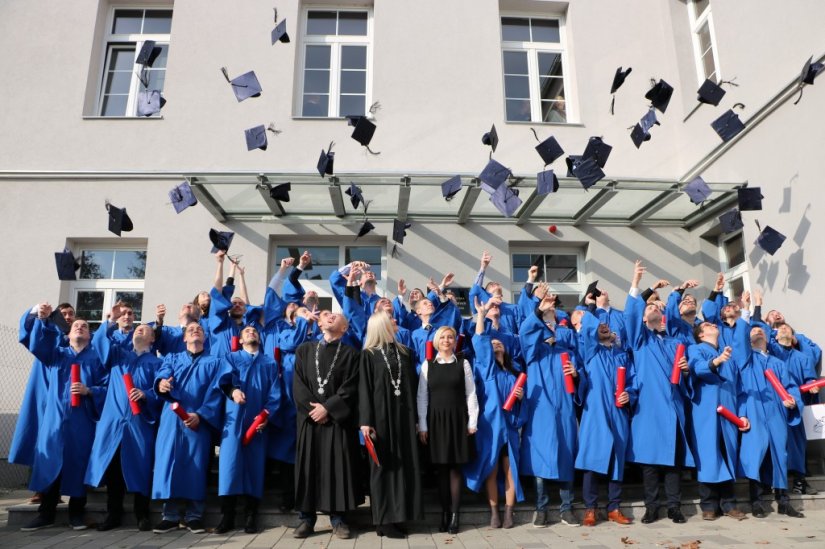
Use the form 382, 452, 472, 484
653, 279, 671, 290
156, 304, 166, 323
280, 257, 295, 271
441, 272, 455, 288
714, 272, 725, 292
480, 250, 492, 270
299, 250, 312, 270
37, 302, 53, 319
528, 265, 539, 282
632, 260, 646, 288
397, 278, 407, 296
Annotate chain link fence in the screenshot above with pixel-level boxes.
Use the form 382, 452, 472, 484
0, 323, 32, 491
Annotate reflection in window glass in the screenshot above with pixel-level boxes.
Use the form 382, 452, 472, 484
307, 11, 337, 35
115, 291, 144, 321
76, 291, 105, 331
338, 12, 368, 36
501, 17, 530, 41
80, 249, 147, 279
345, 247, 382, 279
81, 251, 114, 279
113, 251, 147, 279
531, 19, 560, 43
724, 234, 745, 268
511, 253, 578, 283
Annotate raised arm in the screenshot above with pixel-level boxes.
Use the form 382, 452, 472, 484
213, 250, 226, 292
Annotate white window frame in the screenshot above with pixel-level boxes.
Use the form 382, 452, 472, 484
717, 231, 749, 300
96, 5, 173, 117
509, 247, 585, 304
296, 7, 374, 118
500, 13, 574, 124
688, 0, 721, 84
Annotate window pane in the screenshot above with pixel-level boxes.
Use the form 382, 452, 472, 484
341, 46, 367, 69
728, 277, 744, 301
502, 51, 528, 74
277, 246, 339, 280
303, 69, 330, 93
305, 45, 331, 69
542, 100, 567, 123
302, 94, 329, 116
538, 52, 563, 77
693, 0, 710, 18
307, 11, 337, 35
544, 254, 578, 283
113, 9, 143, 34
115, 291, 144, 321
338, 12, 368, 36
340, 70, 366, 94
143, 10, 173, 34
504, 75, 530, 99
511, 253, 532, 281
501, 17, 530, 41
149, 44, 169, 69
345, 246, 381, 278
339, 94, 365, 117
531, 19, 560, 43
76, 291, 105, 329
724, 235, 745, 268
539, 76, 565, 101
701, 50, 716, 80
101, 94, 128, 116
145, 69, 166, 91
104, 70, 132, 94
113, 251, 147, 279
697, 22, 712, 55
555, 294, 579, 312
506, 99, 531, 121
110, 48, 137, 71
80, 250, 114, 279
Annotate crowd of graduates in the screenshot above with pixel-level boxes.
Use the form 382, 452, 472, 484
8, 248, 823, 540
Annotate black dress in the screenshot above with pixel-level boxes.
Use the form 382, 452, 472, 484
424, 355, 473, 464
358, 344, 423, 525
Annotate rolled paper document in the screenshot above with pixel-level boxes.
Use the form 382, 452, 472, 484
456, 334, 465, 352
231, 336, 240, 352
800, 378, 825, 393
426, 340, 435, 361
560, 352, 575, 394
122, 373, 141, 415
615, 366, 627, 407
242, 409, 270, 446
716, 405, 746, 429
274, 346, 283, 378
170, 402, 191, 423
503, 373, 528, 411
764, 369, 792, 402
671, 344, 686, 385
364, 433, 381, 467
71, 363, 81, 407
559, 318, 569, 327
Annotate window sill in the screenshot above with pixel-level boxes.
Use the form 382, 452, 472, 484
82, 116, 164, 120
291, 116, 373, 121
505, 120, 584, 127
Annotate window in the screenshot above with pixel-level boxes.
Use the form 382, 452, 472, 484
299, 9, 372, 118
688, 0, 720, 83
500, 16, 570, 123
71, 248, 148, 330
510, 250, 584, 310
718, 232, 749, 301
98, 7, 172, 116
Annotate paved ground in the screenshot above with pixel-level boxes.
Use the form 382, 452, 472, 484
2, 491, 824, 548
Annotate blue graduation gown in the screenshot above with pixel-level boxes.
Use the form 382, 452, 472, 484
518, 312, 579, 481
28, 319, 108, 496
208, 285, 243, 358
85, 323, 162, 495
624, 294, 695, 468
464, 334, 528, 500
393, 297, 421, 332
470, 284, 521, 335
218, 350, 282, 499
151, 351, 224, 501
574, 311, 633, 481
769, 343, 813, 474
665, 291, 700, 346
595, 306, 627, 351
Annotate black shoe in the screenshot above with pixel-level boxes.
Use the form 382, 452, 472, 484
376, 523, 405, 538
69, 515, 88, 531
793, 480, 819, 495
244, 515, 258, 534
293, 521, 314, 538
186, 519, 206, 534
393, 522, 408, 535
439, 512, 450, 532
153, 519, 179, 533
137, 517, 151, 531
96, 514, 122, 531
641, 507, 658, 524
214, 514, 235, 534
752, 502, 767, 519
20, 515, 55, 532
448, 512, 460, 535
778, 503, 804, 518
333, 521, 352, 539
667, 508, 686, 524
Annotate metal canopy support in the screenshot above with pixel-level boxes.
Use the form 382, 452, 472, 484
572, 183, 618, 226
457, 178, 481, 224
328, 178, 346, 217
188, 177, 226, 222
256, 175, 285, 216
515, 190, 547, 226
397, 176, 411, 221
629, 186, 681, 227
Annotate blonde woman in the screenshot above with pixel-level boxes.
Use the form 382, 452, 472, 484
359, 312, 422, 538
417, 326, 479, 534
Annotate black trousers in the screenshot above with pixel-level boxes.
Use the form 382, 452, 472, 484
582, 470, 622, 511
104, 448, 150, 519
699, 481, 736, 513
39, 476, 86, 521
748, 452, 789, 504
220, 495, 260, 517
641, 427, 685, 510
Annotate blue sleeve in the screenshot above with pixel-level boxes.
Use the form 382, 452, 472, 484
796, 334, 822, 374
580, 310, 601, 363
29, 318, 60, 365
262, 288, 286, 330
665, 291, 683, 338
329, 270, 346, 307
344, 293, 367, 345
623, 294, 645, 351
730, 318, 751, 369
18, 308, 37, 347
471, 333, 497, 381
624, 360, 639, 408
277, 319, 312, 352
469, 284, 491, 315
688, 345, 723, 384
91, 321, 122, 368
517, 287, 538, 326
283, 267, 306, 304
208, 286, 232, 334
518, 312, 550, 365
393, 297, 408, 326
701, 297, 720, 324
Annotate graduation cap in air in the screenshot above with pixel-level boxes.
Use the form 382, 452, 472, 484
718, 209, 744, 233
683, 176, 712, 204
169, 181, 198, 213
755, 224, 786, 255
48, 309, 71, 335
392, 219, 412, 244
630, 108, 660, 149
271, 19, 290, 44
711, 104, 746, 142
490, 184, 522, 217
571, 157, 604, 189
442, 175, 462, 200
645, 79, 674, 113
537, 169, 559, 195
244, 125, 268, 151
136, 89, 165, 117
585, 280, 602, 299
209, 229, 234, 253
481, 124, 499, 152
565, 155, 582, 177
793, 55, 825, 104
55, 248, 80, 281
349, 117, 379, 154
610, 66, 632, 114
317, 142, 335, 176
220, 68, 262, 102
582, 136, 612, 168
269, 183, 291, 202
135, 40, 162, 67
106, 202, 133, 236
697, 79, 726, 106
535, 135, 564, 165
345, 183, 364, 209
737, 187, 763, 211
356, 220, 375, 239
479, 158, 511, 194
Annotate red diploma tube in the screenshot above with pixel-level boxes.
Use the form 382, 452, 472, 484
764, 369, 792, 402
456, 334, 465, 352
671, 344, 686, 385
364, 434, 381, 467
231, 336, 240, 352
716, 405, 746, 429
560, 352, 575, 394
503, 373, 528, 411
242, 409, 270, 446
122, 373, 141, 415
615, 366, 627, 407
71, 363, 81, 407
426, 340, 435, 361
800, 378, 825, 393
274, 346, 282, 363
170, 402, 191, 422
559, 318, 568, 327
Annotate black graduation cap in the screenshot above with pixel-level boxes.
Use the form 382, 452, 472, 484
535, 135, 564, 165
169, 181, 198, 213
48, 309, 71, 334
271, 19, 290, 44
481, 124, 499, 152
683, 177, 712, 204
106, 202, 133, 236
585, 280, 602, 299
697, 79, 726, 106
711, 107, 745, 142
55, 248, 79, 281
245, 125, 268, 151
645, 79, 674, 113
537, 169, 559, 195
611, 67, 632, 94
392, 219, 412, 244
755, 225, 786, 255
639, 108, 659, 133
490, 184, 522, 217
356, 220, 375, 239
209, 229, 234, 253
582, 136, 612, 168
220, 68, 262, 102
350, 117, 377, 149
269, 183, 291, 202
345, 183, 364, 209
630, 124, 648, 149
135, 40, 162, 67
136, 90, 165, 117
441, 175, 462, 200
571, 157, 605, 189
737, 187, 763, 211
317, 143, 334, 176
479, 159, 511, 194
718, 209, 744, 233
565, 155, 582, 177
801, 55, 824, 85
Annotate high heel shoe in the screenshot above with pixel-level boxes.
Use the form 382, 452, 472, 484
439, 511, 449, 532
448, 512, 460, 535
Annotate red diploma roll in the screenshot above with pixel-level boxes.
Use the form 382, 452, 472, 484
559, 319, 569, 327
560, 352, 575, 394
364, 434, 381, 467
242, 409, 270, 446
122, 373, 141, 415
615, 366, 627, 407
426, 340, 435, 361
71, 363, 81, 407
671, 344, 686, 385
764, 369, 792, 402
274, 346, 283, 378
170, 402, 191, 422
800, 378, 825, 393
503, 373, 528, 411
456, 333, 465, 352
231, 336, 240, 352
716, 405, 746, 429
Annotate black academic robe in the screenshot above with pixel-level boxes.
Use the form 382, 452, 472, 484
294, 339, 363, 514
359, 344, 423, 525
